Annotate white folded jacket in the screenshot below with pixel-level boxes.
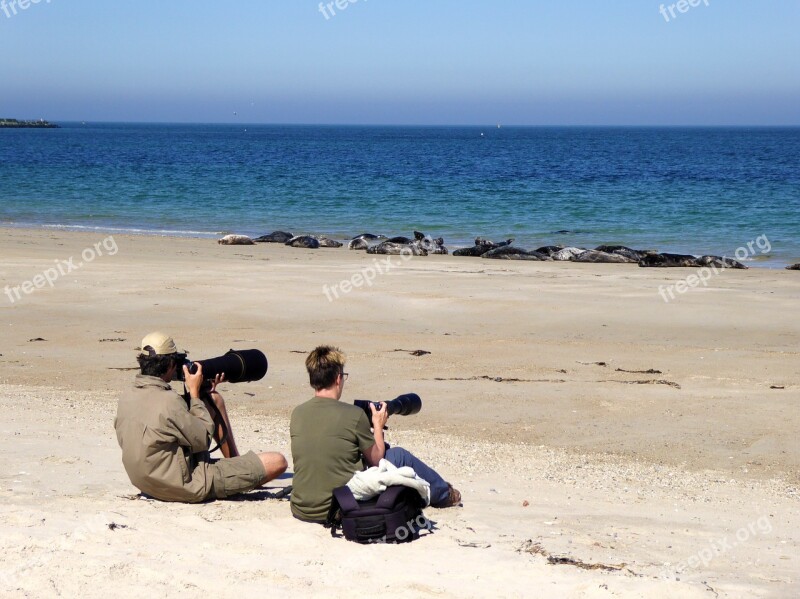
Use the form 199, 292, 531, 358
346, 459, 431, 506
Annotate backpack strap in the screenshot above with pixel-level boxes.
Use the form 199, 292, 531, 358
325, 486, 359, 536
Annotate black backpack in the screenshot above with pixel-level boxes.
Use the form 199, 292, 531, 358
325, 485, 428, 544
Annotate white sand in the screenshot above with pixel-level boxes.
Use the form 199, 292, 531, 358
0, 228, 798, 597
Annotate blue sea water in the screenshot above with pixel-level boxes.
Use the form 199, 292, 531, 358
1, 123, 798, 267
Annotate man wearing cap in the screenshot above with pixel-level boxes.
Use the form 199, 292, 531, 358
114, 332, 287, 503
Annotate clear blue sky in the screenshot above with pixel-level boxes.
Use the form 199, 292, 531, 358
1, 0, 798, 125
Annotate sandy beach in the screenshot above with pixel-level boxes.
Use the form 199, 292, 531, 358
1, 227, 798, 598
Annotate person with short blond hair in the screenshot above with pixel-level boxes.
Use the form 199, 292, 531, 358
290, 345, 460, 522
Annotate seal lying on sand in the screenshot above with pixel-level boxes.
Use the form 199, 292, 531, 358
349, 233, 386, 251
551, 247, 587, 261
697, 255, 748, 269
594, 245, 652, 262
254, 231, 293, 243
218, 234, 254, 245
453, 237, 514, 257
482, 246, 550, 261
285, 235, 320, 249
348, 238, 370, 250
284, 235, 344, 249
787, 264, 800, 270
535, 245, 566, 257
640, 253, 747, 268
573, 249, 636, 263
373, 231, 448, 255
639, 253, 700, 267
367, 241, 428, 256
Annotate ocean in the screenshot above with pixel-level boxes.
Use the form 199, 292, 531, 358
1, 124, 798, 267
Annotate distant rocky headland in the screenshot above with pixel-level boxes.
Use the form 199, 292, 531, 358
0, 118, 59, 128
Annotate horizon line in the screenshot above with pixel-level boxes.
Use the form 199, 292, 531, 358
11, 120, 800, 128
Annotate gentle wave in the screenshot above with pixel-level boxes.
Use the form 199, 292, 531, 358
38, 223, 225, 238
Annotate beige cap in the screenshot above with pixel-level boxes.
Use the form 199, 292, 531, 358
139, 332, 187, 357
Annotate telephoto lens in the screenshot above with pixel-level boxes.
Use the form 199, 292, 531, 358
185, 349, 268, 383
385, 393, 422, 417
353, 393, 422, 428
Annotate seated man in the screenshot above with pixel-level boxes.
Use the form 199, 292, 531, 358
290, 345, 460, 522
114, 332, 287, 502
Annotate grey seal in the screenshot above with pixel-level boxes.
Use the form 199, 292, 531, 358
348, 238, 370, 250
551, 247, 587, 261
481, 246, 550, 260
217, 234, 254, 245
254, 231, 293, 243
639, 253, 700, 267
697, 255, 748, 269
380, 231, 448, 255
285, 235, 320, 249
534, 245, 565, 257
572, 250, 636, 263
366, 241, 428, 256
417, 235, 448, 255
453, 237, 514, 257
318, 237, 343, 248
787, 263, 800, 270
594, 245, 652, 262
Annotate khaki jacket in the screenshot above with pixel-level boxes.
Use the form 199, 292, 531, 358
114, 374, 215, 502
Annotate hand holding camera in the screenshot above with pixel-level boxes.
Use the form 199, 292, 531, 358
183, 362, 205, 399
369, 401, 389, 430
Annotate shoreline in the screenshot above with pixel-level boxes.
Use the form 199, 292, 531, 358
1, 223, 795, 269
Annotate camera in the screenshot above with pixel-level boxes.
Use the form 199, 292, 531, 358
353, 393, 422, 429
175, 349, 268, 384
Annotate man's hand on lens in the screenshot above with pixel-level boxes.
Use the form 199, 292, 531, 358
184, 362, 204, 399
370, 401, 389, 430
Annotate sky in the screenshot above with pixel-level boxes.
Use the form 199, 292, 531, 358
0, 0, 798, 125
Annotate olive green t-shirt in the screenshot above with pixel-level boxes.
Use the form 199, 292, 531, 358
290, 397, 376, 522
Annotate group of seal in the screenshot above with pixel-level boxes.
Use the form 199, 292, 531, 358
452, 237, 514, 257
449, 238, 750, 268
223, 230, 446, 254
221, 231, 344, 248
352, 231, 448, 256
218, 232, 790, 269
637, 253, 747, 269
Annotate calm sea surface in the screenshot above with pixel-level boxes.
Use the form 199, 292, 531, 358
1, 124, 798, 266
